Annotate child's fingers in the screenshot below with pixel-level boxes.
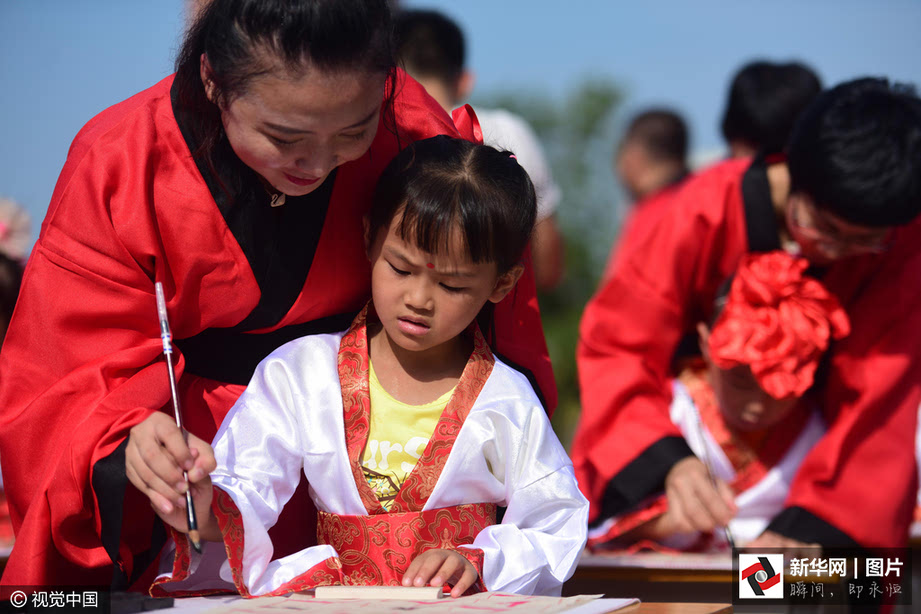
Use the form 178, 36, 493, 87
450, 564, 478, 598
694, 478, 734, 528
664, 492, 693, 534
402, 551, 440, 587
402, 555, 424, 586
670, 458, 733, 530
411, 553, 447, 587
716, 479, 738, 515
670, 474, 718, 532
428, 555, 462, 587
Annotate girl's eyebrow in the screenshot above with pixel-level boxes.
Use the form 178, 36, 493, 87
384, 246, 476, 277
384, 246, 414, 265
439, 268, 477, 278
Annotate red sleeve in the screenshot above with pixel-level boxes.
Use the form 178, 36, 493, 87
0, 78, 257, 587
0, 105, 180, 588
768, 225, 921, 547
150, 488, 343, 598
586, 495, 669, 551
571, 161, 750, 524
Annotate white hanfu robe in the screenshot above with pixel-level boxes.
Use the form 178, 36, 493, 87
151, 308, 588, 597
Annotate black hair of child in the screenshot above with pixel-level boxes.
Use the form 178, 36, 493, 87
369, 135, 537, 276
787, 77, 921, 227
721, 60, 822, 156
622, 108, 689, 164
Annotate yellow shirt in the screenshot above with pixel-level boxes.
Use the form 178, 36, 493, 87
360, 361, 455, 511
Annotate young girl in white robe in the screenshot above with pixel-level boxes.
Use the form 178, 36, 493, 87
148, 134, 588, 598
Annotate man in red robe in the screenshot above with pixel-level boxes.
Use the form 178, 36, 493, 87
573, 78, 921, 549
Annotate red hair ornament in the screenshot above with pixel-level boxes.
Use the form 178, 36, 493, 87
708, 251, 850, 399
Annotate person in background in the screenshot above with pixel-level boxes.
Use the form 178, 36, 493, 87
0, 196, 29, 557
395, 9, 565, 291
616, 109, 689, 204
588, 251, 846, 552
603, 109, 689, 278
573, 78, 921, 550
0, 197, 29, 345
0, 0, 554, 591
721, 60, 822, 159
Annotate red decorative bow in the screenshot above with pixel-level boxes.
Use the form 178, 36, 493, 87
708, 251, 850, 399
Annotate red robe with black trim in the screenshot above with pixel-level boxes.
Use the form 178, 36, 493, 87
573, 157, 921, 548
0, 70, 554, 590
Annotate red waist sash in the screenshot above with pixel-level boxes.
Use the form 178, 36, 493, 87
317, 502, 496, 586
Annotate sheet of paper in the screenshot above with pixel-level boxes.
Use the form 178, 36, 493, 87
185, 591, 633, 614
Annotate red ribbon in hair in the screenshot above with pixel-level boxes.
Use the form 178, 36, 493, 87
708, 251, 850, 399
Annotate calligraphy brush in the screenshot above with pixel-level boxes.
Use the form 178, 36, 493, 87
155, 282, 201, 554
692, 405, 737, 551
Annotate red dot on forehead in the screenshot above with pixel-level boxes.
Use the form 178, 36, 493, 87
426, 262, 435, 269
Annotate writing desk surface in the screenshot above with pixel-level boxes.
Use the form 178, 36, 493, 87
565, 551, 733, 603
627, 604, 731, 614
156, 594, 730, 614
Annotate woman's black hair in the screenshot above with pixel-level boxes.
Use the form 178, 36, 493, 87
174, 0, 397, 185
787, 77, 921, 227
369, 135, 537, 275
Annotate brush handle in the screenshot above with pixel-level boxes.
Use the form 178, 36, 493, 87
155, 282, 202, 553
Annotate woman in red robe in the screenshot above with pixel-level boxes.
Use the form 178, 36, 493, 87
0, 0, 554, 591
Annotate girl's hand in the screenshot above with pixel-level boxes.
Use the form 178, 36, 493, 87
402, 549, 478, 598
663, 456, 737, 534
125, 411, 216, 517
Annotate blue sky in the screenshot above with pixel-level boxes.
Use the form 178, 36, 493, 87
2, 0, 920, 250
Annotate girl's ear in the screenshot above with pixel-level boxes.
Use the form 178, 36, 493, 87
200, 54, 217, 103
488, 265, 525, 304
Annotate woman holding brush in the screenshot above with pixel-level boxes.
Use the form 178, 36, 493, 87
0, 0, 554, 591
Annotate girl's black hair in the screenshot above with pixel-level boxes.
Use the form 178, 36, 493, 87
174, 0, 397, 189
369, 135, 537, 275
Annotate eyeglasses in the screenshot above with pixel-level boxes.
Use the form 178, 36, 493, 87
786, 195, 894, 256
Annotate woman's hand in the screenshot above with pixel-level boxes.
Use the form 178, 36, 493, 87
151, 471, 221, 541
402, 549, 479, 598
125, 411, 216, 517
